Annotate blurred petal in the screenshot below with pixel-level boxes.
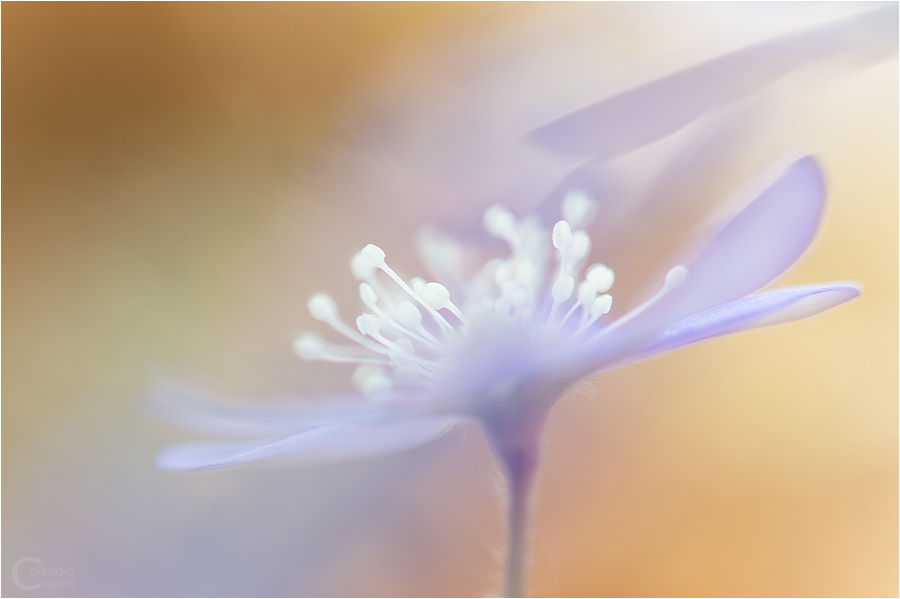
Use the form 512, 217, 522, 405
156, 414, 464, 471
149, 381, 433, 439
630, 282, 861, 361
529, 5, 898, 158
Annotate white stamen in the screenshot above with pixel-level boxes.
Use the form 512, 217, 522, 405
604, 265, 689, 333
308, 293, 338, 322
292, 333, 326, 359
411, 277, 428, 296
548, 275, 575, 324
356, 313, 384, 338
351, 252, 375, 280
359, 282, 379, 309
300, 200, 665, 393
421, 282, 451, 310
352, 364, 393, 395
586, 263, 615, 293
360, 244, 387, 269
562, 189, 596, 229
293, 333, 387, 364
665, 264, 688, 286
592, 293, 613, 316
551, 276, 575, 303
568, 231, 591, 262
573, 294, 614, 336
577, 280, 597, 308
484, 205, 518, 241
360, 246, 456, 334
395, 301, 423, 328
552, 220, 572, 250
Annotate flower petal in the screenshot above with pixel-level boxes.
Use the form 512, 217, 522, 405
156, 414, 464, 471
568, 156, 827, 377
528, 5, 898, 159
651, 155, 825, 320
149, 381, 436, 439
629, 282, 861, 362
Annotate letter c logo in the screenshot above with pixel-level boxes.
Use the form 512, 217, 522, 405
13, 557, 41, 591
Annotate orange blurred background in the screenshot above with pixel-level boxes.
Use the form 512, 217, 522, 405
3, 3, 896, 597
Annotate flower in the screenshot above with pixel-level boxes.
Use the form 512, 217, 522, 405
156, 153, 859, 472
150, 6, 892, 595
151, 3, 897, 471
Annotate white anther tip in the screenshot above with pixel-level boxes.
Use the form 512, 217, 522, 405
665, 265, 688, 286
552, 220, 572, 250
361, 244, 387, 268
292, 334, 325, 359
410, 277, 427, 295
551, 275, 575, 302
351, 252, 374, 280
562, 189, 596, 228
395, 301, 423, 327
569, 231, 591, 260
577, 280, 597, 306
359, 282, 378, 307
352, 365, 393, 395
586, 263, 615, 293
421, 282, 451, 310
308, 293, 338, 321
356, 313, 382, 337
484, 205, 517, 239
592, 294, 613, 316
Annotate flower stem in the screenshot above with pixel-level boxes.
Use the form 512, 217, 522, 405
483, 404, 547, 598
502, 451, 537, 598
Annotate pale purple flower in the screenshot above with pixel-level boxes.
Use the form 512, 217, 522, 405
153, 5, 892, 596
156, 154, 859, 472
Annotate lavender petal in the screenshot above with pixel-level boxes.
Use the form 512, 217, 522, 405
529, 5, 898, 159
630, 282, 861, 362
156, 414, 464, 471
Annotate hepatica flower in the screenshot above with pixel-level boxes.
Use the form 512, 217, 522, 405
156, 6, 892, 597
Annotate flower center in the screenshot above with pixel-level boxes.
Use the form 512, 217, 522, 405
294, 190, 684, 398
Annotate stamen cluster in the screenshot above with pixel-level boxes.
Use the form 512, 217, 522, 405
294, 191, 632, 398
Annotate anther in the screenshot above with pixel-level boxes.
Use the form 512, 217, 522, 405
356, 313, 383, 338
568, 231, 591, 262
586, 263, 615, 293
359, 282, 379, 308
351, 252, 375, 280
484, 205, 518, 241
352, 364, 393, 395
360, 244, 387, 269
552, 220, 572, 250
665, 264, 688, 286
395, 301, 423, 329
551, 276, 575, 302
421, 282, 451, 310
292, 333, 326, 359
308, 293, 338, 322
562, 189, 596, 228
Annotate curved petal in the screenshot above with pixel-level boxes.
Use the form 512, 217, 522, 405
528, 5, 898, 159
156, 414, 465, 471
148, 381, 431, 439
567, 156, 827, 377
651, 155, 825, 320
629, 282, 861, 362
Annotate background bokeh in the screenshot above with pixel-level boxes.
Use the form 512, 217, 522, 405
4, 3, 896, 597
